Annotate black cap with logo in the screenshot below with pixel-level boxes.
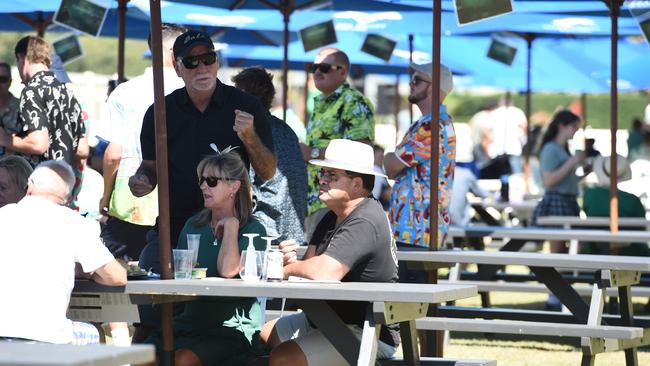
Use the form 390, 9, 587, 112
173, 30, 214, 59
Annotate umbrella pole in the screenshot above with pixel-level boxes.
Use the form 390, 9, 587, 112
524, 34, 534, 194
281, 0, 294, 123
394, 74, 400, 143
117, 0, 128, 83
581, 93, 588, 124
149, 0, 174, 365
608, 0, 623, 234
303, 65, 309, 125
36, 11, 45, 37
424, 0, 443, 358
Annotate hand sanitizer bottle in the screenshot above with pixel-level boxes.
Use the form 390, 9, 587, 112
261, 236, 275, 281
242, 234, 259, 281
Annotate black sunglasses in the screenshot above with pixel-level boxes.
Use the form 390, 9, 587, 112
410, 74, 431, 85
199, 176, 236, 188
308, 63, 344, 74
0, 76, 10, 83
179, 51, 217, 69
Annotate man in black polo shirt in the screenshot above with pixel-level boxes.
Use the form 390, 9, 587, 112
129, 30, 276, 265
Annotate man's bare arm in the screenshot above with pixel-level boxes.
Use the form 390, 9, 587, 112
92, 259, 127, 286
283, 254, 349, 281
233, 109, 276, 180
0, 129, 49, 155
100, 143, 122, 214
244, 134, 277, 180
75, 137, 89, 160
383, 152, 408, 179
128, 160, 156, 197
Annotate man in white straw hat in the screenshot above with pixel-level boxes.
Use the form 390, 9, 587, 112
385, 61, 456, 253
582, 154, 649, 257
260, 139, 400, 366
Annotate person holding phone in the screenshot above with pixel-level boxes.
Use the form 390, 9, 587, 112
530, 110, 588, 310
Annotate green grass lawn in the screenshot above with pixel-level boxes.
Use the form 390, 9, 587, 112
438, 266, 650, 366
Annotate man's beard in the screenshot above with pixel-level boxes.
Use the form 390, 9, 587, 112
408, 91, 425, 104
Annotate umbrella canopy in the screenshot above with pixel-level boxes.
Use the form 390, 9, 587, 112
0, 0, 150, 38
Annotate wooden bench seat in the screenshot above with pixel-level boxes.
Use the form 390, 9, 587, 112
439, 280, 650, 297
247, 356, 497, 366
437, 306, 650, 327
382, 357, 496, 365
416, 317, 644, 339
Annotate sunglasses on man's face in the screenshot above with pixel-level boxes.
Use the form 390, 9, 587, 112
0, 76, 10, 83
410, 74, 431, 85
308, 63, 343, 74
198, 176, 233, 188
179, 51, 217, 69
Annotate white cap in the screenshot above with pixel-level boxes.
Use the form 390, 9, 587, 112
409, 61, 453, 95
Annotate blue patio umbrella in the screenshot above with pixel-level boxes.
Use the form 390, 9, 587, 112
406, 33, 650, 93
147, 0, 463, 120
379, 0, 650, 17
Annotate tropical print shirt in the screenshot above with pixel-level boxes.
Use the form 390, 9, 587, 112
15, 71, 85, 167
306, 82, 375, 214
389, 106, 456, 248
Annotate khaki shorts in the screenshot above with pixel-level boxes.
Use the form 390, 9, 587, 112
274, 312, 396, 366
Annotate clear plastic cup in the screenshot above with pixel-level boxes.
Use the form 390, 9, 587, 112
186, 234, 201, 267
173, 249, 193, 280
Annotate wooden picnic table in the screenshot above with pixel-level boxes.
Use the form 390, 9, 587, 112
399, 249, 650, 366
75, 279, 477, 366
0, 342, 154, 366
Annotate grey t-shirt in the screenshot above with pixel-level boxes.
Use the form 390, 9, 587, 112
310, 197, 400, 347
539, 141, 578, 195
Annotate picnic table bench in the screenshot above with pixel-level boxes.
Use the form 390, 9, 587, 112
0, 342, 154, 366
399, 249, 650, 366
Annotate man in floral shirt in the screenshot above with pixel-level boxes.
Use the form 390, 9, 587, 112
301, 48, 375, 235
0, 36, 87, 168
385, 62, 456, 250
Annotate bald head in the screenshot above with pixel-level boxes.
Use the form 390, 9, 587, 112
313, 48, 350, 95
316, 48, 350, 71
27, 160, 75, 205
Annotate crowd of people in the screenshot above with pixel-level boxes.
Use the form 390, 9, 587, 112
0, 27, 454, 366
0, 25, 648, 366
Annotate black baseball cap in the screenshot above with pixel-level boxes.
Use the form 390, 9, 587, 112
173, 30, 214, 59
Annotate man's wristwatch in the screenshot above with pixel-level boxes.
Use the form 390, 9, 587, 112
310, 147, 320, 159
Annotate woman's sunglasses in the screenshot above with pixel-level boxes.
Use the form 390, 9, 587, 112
179, 51, 217, 69
198, 176, 233, 188
308, 63, 343, 74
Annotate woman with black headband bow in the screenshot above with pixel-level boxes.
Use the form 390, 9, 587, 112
145, 149, 267, 366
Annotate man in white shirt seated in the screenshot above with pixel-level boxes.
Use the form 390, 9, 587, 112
0, 160, 126, 344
